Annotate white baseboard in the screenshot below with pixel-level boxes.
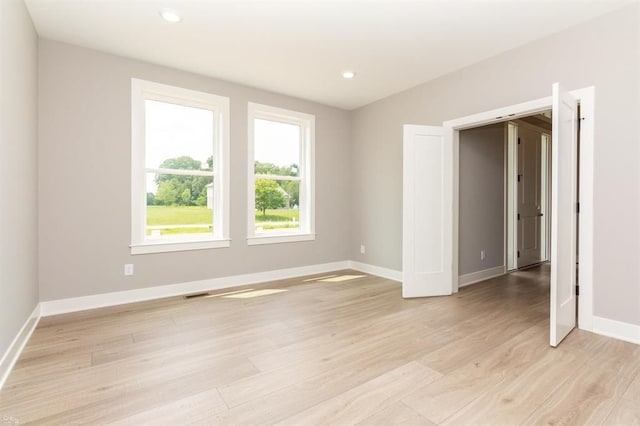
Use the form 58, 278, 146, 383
592, 315, 640, 346
0, 304, 41, 390
458, 265, 506, 288
348, 260, 402, 282
40, 261, 350, 317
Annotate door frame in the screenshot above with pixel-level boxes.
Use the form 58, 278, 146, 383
443, 86, 594, 331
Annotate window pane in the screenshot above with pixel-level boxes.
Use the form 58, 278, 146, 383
254, 179, 300, 234
146, 172, 213, 239
254, 118, 300, 177
145, 100, 214, 171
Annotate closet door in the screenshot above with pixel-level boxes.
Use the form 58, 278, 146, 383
402, 125, 453, 298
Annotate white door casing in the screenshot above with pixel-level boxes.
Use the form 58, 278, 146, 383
507, 123, 518, 271
550, 83, 579, 347
402, 125, 453, 298
540, 134, 551, 263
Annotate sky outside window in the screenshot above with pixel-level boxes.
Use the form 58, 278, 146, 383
254, 118, 300, 171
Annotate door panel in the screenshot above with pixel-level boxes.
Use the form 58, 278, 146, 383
550, 83, 578, 347
522, 216, 538, 249
402, 125, 452, 298
413, 136, 443, 274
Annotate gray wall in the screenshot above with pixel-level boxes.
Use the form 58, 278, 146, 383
351, 5, 640, 326
0, 0, 40, 355
38, 40, 351, 301
459, 124, 505, 276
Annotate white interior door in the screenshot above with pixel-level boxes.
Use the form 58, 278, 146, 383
550, 83, 578, 347
402, 125, 453, 298
517, 126, 543, 268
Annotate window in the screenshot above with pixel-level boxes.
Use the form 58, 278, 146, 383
131, 79, 229, 254
247, 102, 315, 244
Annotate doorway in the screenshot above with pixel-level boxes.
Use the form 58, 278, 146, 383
402, 84, 595, 346
457, 116, 552, 283
506, 115, 553, 271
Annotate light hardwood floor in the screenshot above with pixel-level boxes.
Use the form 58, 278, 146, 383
1, 265, 639, 424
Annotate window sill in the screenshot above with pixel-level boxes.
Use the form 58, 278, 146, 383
247, 233, 316, 246
131, 239, 230, 255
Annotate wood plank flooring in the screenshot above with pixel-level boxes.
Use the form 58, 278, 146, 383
1, 265, 639, 424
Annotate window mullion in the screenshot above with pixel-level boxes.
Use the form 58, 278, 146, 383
254, 174, 300, 181
145, 168, 215, 177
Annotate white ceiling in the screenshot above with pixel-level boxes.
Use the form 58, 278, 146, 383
25, 0, 631, 110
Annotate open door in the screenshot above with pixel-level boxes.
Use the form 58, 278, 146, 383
402, 125, 453, 298
550, 83, 579, 346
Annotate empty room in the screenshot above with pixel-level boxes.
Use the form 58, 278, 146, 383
1, 0, 639, 424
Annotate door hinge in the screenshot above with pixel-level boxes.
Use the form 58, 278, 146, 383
576, 285, 580, 296
517, 213, 520, 220
517, 174, 521, 183
517, 250, 520, 258
576, 202, 580, 214
518, 137, 521, 145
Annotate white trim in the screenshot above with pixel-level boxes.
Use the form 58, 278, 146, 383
592, 316, 640, 346
0, 304, 41, 390
130, 79, 230, 254
349, 261, 402, 282
458, 266, 507, 287
451, 126, 459, 293
442, 87, 595, 333
506, 123, 517, 271
40, 261, 349, 316
445, 96, 553, 130
247, 234, 315, 246
247, 102, 315, 244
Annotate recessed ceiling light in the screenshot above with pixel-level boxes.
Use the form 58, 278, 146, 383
342, 71, 356, 79
160, 8, 181, 23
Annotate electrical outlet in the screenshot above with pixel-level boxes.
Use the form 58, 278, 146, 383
124, 264, 134, 276
360, 245, 366, 254
480, 250, 485, 261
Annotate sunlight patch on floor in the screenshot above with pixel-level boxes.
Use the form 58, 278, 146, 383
223, 289, 288, 299
303, 274, 338, 282
318, 274, 366, 283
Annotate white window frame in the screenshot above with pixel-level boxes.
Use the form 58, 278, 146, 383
247, 102, 315, 245
131, 79, 230, 254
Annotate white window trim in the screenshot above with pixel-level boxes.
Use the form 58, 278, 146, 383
131, 79, 230, 255
247, 102, 315, 245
